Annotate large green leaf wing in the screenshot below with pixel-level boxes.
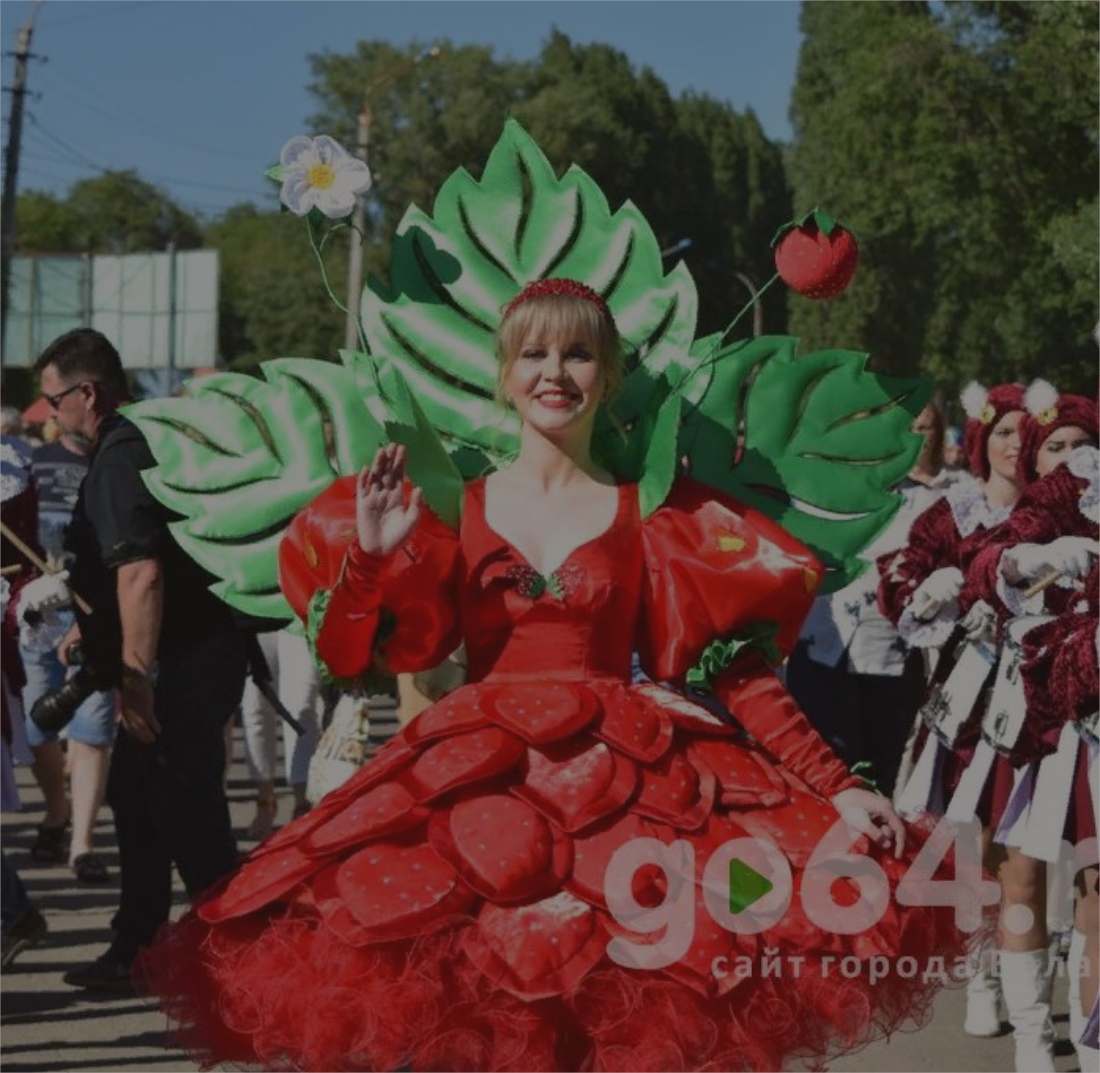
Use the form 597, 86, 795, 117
678, 336, 931, 592
124, 358, 386, 620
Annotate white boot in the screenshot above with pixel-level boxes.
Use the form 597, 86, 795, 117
1067, 930, 1100, 1073
964, 944, 1004, 1037
1077, 1043, 1100, 1073
1000, 948, 1056, 1073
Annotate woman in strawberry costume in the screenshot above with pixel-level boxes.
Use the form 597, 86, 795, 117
136, 282, 970, 1073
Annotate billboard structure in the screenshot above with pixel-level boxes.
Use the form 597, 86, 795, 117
2, 248, 219, 371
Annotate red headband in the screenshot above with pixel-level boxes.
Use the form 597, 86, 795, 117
502, 278, 612, 324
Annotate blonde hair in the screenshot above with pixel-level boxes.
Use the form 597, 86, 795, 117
495, 294, 623, 405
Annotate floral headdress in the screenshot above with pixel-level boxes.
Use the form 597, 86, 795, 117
960, 381, 1026, 479
1017, 379, 1099, 486
502, 279, 613, 324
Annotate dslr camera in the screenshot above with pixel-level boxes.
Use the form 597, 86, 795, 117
30, 644, 114, 734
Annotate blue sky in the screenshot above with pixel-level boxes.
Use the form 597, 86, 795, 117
0, 0, 804, 219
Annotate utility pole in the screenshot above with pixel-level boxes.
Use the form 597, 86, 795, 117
343, 45, 441, 352
343, 100, 371, 351
1, 0, 43, 341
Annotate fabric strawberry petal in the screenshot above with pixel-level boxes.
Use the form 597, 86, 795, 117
402, 684, 491, 745
302, 781, 430, 855
463, 891, 608, 999
633, 750, 716, 830
514, 739, 638, 834
632, 681, 741, 738
401, 726, 526, 802
480, 681, 600, 745
337, 735, 419, 795
733, 785, 843, 868
689, 739, 789, 807
429, 794, 572, 904
335, 840, 476, 941
593, 682, 675, 762
198, 845, 319, 922
567, 812, 659, 909
244, 794, 347, 860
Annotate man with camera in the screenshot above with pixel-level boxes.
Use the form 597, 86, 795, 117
34, 329, 246, 992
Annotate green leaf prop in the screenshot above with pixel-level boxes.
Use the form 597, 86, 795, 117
125, 118, 932, 618
124, 358, 385, 619
679, 336, 930, 591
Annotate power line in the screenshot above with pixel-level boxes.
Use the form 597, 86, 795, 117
2, 0, 44, 334
25, 115, 264, 197
41, 70, 260, 163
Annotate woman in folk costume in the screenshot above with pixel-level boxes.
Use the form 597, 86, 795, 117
961, 383, 1098, 1071
130, 125, 972, 1071
876, 380, 1025, 1042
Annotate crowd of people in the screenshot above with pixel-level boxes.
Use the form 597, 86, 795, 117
0, 309, 1096, 1073
787, 378, 1098, 1073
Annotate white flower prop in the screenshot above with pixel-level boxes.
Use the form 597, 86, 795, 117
1024, 377, 1059, 419
960, 380, 989, 420
277, 135, 372, 219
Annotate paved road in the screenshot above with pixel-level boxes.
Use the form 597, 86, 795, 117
1, 726, 1085, 1073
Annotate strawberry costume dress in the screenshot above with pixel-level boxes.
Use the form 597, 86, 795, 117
138, 475, 966, 1072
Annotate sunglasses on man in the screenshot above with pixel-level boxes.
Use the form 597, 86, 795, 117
42, 381, 98, 409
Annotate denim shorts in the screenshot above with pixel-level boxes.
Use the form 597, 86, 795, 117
20, 642, 117, 749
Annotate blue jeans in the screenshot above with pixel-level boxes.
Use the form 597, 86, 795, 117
20, 631, 116, 748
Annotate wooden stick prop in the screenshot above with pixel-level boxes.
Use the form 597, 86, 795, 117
0, 563, 22, 576
1022, 569, 1062, 600
0, 520, 92, 614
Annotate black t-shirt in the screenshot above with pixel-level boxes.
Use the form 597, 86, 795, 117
66, 414, 238, 681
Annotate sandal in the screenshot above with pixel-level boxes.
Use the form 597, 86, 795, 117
30, 823, 68, 864
71, 853, 110, 884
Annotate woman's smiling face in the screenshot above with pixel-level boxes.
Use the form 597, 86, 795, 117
502, 330, 606, 439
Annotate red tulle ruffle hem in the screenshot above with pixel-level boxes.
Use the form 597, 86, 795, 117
137, 837, 970, 1071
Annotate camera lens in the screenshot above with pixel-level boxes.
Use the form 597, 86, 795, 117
30, 669, 99, 735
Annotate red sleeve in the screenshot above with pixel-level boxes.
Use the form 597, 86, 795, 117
876, 497, 961, 624
713, 652, 861, 797
279, 476, 462, 681
638, 478, 822, 684
966, 465, 1090, 612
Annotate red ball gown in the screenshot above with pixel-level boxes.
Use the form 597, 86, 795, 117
139, 476, 967, 1072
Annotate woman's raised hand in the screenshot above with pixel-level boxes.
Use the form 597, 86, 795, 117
355, 444, 423, 556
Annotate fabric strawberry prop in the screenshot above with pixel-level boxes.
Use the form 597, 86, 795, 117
773, 208, 859, 299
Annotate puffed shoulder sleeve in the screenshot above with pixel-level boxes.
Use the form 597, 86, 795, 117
279, 475, 462, 681
638, 478, 822, 686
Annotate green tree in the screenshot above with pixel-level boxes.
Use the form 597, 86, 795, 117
788, 1, 1098, 396
305, 32, 793, 338
203, 203, 345, 369
16, 171, 203, 253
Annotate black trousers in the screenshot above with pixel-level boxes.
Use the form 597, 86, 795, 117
106, 628, 246, 961
784, 641, 926, 799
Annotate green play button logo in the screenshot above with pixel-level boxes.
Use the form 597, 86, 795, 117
728, 857, 774, 913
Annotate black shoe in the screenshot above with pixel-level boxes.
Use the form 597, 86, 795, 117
63, 952, 135, 994
1, 908, 48, 968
